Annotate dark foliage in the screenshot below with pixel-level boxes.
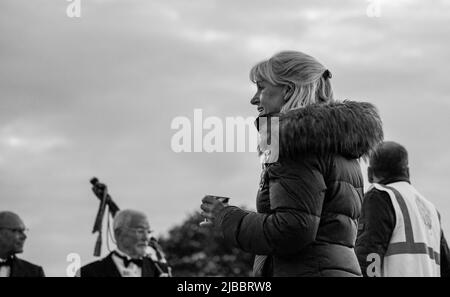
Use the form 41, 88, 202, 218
158, 210, 254, 276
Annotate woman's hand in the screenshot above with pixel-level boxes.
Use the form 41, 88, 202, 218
200, 195, 228, 224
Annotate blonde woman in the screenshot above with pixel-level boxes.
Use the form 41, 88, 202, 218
201, 51, 383, 276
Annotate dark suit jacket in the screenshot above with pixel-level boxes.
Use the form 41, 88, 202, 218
9, 256, 45, 277
80, 252, 160, 277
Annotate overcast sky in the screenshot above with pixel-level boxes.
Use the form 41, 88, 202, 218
1, 0, 450, 276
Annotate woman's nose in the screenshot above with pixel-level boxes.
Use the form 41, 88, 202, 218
250, 94, 259, 105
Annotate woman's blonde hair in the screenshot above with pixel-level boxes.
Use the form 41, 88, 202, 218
249, 51, 334, 113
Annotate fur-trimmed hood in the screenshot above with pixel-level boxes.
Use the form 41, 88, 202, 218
258, 101, 384, 159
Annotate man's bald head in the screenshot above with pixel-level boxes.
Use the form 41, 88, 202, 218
369, 141, 410, 182
0, 211, 27, 258
0, 211, 23, 228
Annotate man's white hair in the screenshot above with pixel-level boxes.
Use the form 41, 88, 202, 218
113, 209, 147, 231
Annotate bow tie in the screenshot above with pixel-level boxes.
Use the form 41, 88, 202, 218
113, 251, 143, 268
0, 257, 13, 268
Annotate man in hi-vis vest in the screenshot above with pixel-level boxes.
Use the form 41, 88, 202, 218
356, 141, 450, 277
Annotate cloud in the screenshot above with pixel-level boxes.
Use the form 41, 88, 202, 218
0, 129, 67, 155
0, 120, 69, 165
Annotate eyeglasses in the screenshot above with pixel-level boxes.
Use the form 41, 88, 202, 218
124, 227, 152, 237
0, 228, 29, 235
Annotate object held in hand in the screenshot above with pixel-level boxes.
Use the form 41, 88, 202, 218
200, 195, 230, 226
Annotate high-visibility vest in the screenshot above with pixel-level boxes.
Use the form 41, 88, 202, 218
372, 182, 441, 276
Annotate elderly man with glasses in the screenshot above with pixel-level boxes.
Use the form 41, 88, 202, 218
0, 211, 45, 277
79, 209, 167, 277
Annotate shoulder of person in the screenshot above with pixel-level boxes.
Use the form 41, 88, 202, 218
13, 257, 45, 276
79, 254, 113, 275
364, 185, 391, 200
361, 186, 396, 222
14, 257, 42, 269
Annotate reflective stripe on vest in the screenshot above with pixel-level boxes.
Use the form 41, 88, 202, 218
372, 182, 441, 277
382, 185, 440, 265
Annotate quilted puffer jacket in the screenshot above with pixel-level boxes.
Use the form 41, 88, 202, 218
216, 101, 383, 276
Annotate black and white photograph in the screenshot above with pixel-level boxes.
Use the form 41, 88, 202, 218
1, 0, 450, 284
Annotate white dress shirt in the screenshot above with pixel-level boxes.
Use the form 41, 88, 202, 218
0, 258, 11, 277
112, 249, 142, 277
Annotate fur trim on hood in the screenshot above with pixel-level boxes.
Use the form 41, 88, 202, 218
275, 100, 383, 159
